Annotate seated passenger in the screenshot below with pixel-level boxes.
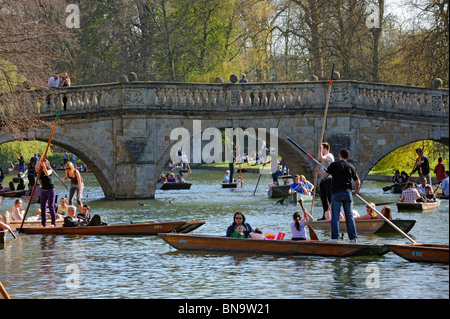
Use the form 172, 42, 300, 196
57, 197, 69, 217
225, 212, 260, 238
10, 199, 25, 221
355, 202, 377, 220
223, 170, 231, 183
425, 185, 437, 202
375, 206, 392, 219
399, 182, 421, 203
63, 205, 81, 227
290, 208, 314, 240
300, 175, 314, 195
77, 204, 105, 226
230, 224, 246, 238
176, 173, 185, 183
288, 175, 307, 195
166, 173, 176, 183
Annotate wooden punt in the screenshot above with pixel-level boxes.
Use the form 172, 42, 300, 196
158, 182, 192, 190
436, 194, 449, 200
288, 192, 312, 204
221, 182, 237, 188
387, 243, 449, 264
19, 220, 205, 235
2, 211, 64, 230
0, 190, 27, 198
158, 233, 390, 257
396, 200, 441, 212
310, 219, 417, 234
6, 219, 64, 230
268, 185, 290, 198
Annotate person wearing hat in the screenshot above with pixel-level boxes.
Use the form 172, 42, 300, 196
239, 73, 248, 83
223, 170, 231, 183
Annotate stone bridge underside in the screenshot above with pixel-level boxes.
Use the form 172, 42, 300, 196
1, 80, 448, 199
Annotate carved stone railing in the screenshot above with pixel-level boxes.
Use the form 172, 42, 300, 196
4, 81, 449, 117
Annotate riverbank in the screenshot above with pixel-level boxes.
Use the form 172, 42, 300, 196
365, 174, 438, 184
192, 164, 439, 184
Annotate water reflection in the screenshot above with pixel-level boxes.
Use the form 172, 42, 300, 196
0, 170, 448, 299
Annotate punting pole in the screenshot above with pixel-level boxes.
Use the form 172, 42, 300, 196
310, 64, 335, 216
0, 281, 11, 299
355, 194, 416, 244
19, 106, 61, 232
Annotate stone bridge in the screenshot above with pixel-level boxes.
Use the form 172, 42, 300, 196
1, 80, 448, 199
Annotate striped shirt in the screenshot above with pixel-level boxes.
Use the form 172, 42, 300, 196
400, 188, 420, 203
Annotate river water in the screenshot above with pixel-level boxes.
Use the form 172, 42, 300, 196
1, 169, 448, 300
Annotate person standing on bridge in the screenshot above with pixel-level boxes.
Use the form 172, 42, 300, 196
47, 74, 60, 89
320, 148, 360, 243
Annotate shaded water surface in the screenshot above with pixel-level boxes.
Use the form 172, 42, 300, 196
1, 170, 448, 299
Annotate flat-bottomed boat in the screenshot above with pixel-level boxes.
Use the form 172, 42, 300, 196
310, 219, 416, 234
20, 220, 205, 236
396, 201, 441, 212
387, 243, 449, 264
158, 182, 192, 190
158, 233, 389, 257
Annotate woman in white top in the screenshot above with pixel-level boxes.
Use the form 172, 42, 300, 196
10, 199, 24, 221
290, 208, 314, 240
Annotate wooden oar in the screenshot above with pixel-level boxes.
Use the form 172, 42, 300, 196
355, 194, 416, 243
433, 183, 442, 194
298, 199, 318, 240
0, 281, 11, 299
275, 193, 290, 205
19, 106, 61, 233
287, 137, 322, 167
8, 228, 17, 239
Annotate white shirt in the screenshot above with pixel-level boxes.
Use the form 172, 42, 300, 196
321, 153, 334, 179
48, 76, 60, 88
290, 221, 306, 239
417, 183, 430, 194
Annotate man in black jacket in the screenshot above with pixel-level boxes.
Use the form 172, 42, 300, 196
413, 148, 431, 185
320, 148, 360, 243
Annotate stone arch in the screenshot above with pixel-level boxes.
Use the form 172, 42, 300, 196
152, 122, 318, 184
0, 130, 115, 199
357, 131, 449, 184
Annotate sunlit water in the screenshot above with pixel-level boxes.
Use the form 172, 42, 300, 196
1, 169, 448, 299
